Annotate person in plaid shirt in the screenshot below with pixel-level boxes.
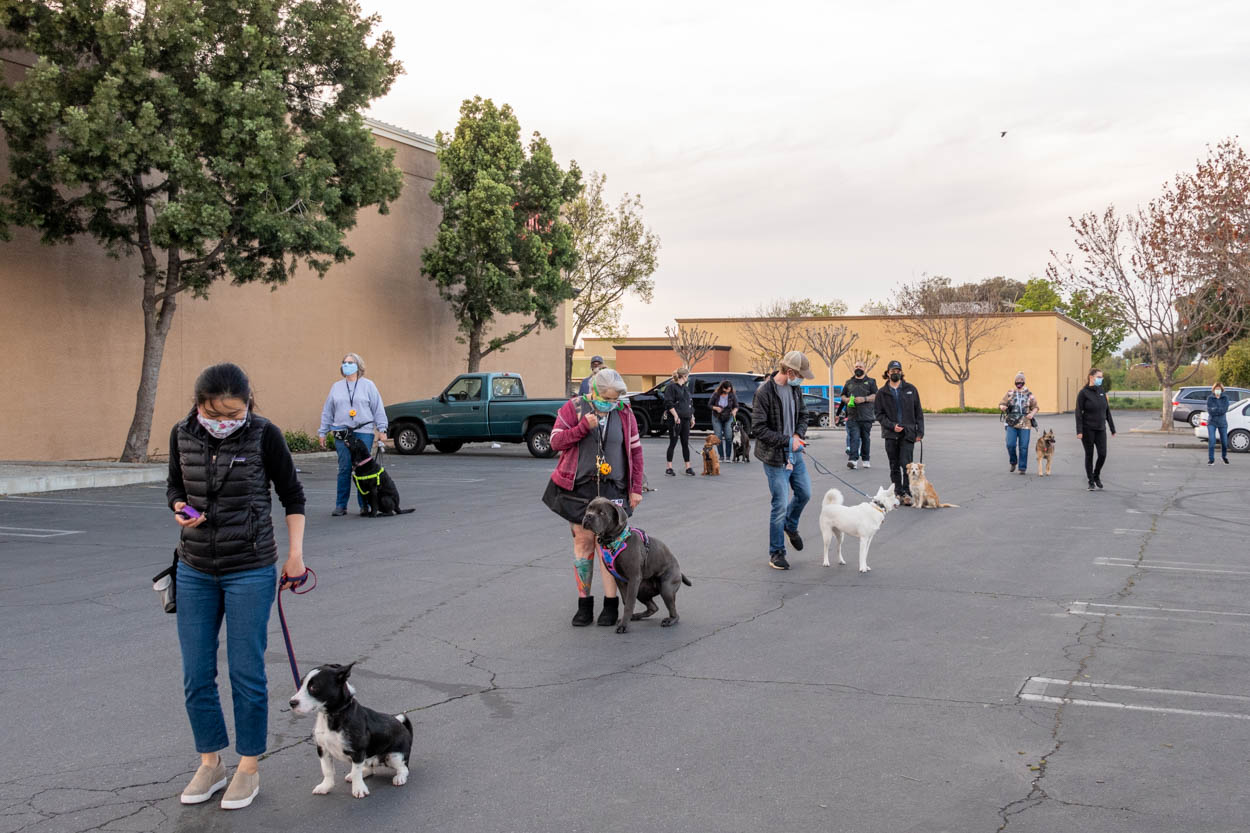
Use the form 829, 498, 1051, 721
998, 371, 1039, 475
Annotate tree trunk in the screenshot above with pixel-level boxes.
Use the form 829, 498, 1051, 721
565, 346, 575, 397
120, 276, 178, 462
958, 380, 966, 409
1160, 383, 1173, 431
467, 325, 483, 372
828, 367, 836, 427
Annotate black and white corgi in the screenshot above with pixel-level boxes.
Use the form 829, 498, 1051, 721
289, 663, 414, 799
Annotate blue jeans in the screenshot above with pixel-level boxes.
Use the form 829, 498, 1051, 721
334, 430, 374, 509
1209, 421, 1229, 462
1006, 426, 1031, 471
713, 417, 735, 460
763, 452, 811, 554
846, 420, 871, 462
176, 562, 277, 757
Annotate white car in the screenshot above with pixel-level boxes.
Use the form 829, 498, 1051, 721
1193, 399, 1250, 452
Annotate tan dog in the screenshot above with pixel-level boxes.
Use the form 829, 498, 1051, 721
1035, 429, 1055, 476
905, 462, 958, 509
701, 433, 721, 476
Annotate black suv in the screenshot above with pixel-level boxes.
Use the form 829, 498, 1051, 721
1171, 386, 1250, 427
629, 372, 765, 436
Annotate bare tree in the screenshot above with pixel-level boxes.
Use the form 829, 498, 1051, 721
888, 280, 1010, 408
805, 324, 859, 425
842, 349, 881, 377
739, 301, 807, 375
1048, 202, 1245, 428
665, 325, 718, 370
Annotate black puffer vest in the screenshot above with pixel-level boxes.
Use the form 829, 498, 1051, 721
176, 412, 277, 574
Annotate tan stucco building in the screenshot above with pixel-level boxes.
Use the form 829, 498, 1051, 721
578, 312, 1092, 412
2, 52, 565, 462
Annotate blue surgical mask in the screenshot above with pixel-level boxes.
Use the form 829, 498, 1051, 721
788, 377, 802, 387
1093, 377, 1103, 386
592, 398, 618, 412
341, 362, 358, 376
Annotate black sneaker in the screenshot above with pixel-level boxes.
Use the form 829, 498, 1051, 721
1209, 460, 1215, 466
685, 468, 696, 476
785, 528, 804, 551
331, 508, 347, 516
665, 469, 676, 477
769, 553, 790, 570
1224, 458, 1230, 464
1009, 463, 1017, 473
1087, 481, 1096, 491
1095, 478, 1104, 489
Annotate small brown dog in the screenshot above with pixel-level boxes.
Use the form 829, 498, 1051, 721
1035, 429, 1055, 476
905, 462, 959, 509
701, 433, 721, 476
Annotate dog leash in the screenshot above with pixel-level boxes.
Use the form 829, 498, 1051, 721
803, 449, 873, 499
277, 568, 317, 688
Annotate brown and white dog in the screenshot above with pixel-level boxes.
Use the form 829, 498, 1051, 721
1035, 429, 1055, 476
701, 433, 721, 476
905, 462, 959, 509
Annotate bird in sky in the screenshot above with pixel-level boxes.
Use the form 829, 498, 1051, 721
1000, 131, 1008, 138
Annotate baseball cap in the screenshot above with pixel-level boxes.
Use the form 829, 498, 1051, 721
887, 360, 902, 371
590, 355, 604, 365
780, 351, 815, 380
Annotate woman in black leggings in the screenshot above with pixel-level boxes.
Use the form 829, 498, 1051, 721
1075, 367, 1116, 491
664, 367, 696, 476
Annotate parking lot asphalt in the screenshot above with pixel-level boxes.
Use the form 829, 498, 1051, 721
1, 413, 1246, 833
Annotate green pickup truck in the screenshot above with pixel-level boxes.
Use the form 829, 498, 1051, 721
385, 372, 567, 458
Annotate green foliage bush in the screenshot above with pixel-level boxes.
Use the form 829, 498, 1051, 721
1109, 397, 1162, 410
284, 430, 326, 453
1216, 339, 1250, 387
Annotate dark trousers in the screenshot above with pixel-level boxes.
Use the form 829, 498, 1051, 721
1081, 429, 1107, 481
846, 420, 872, 461
884, 437, 915, 496
667, 418, 691, 464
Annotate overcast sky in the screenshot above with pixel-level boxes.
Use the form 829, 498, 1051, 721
360, 0, 1250, 339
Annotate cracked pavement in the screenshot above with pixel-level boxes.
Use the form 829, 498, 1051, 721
1, 415, 1246, 832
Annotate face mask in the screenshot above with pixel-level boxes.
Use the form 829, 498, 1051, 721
1015, 382, 1025, 389
197, 411, 247, 439
341, 362, 358, 376
889, 373, 901, 383
1214, 389, 1224, 397
591, 397, 621, 412
787, 376, 802, 387
1093, 378, 1103, 387
854, 369, 865, 377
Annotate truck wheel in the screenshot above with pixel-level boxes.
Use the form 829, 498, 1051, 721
434, 440, 463, 454
635, 411, 651, 437
526, 424, 556, 458
393, 423, 426, 455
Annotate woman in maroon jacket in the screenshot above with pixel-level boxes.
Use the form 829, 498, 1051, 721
542, 369, 645, 627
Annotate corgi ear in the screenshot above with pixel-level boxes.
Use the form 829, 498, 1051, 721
336, 662, 356, 680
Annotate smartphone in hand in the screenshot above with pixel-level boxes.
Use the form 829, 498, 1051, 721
176, 505, 201, 521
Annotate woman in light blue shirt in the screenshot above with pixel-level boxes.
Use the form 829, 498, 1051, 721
318, 352, 388, 515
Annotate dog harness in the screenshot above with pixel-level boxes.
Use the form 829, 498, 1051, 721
599, 526, 648, 583
871, 499, 888, 513
352, 463, 384, 495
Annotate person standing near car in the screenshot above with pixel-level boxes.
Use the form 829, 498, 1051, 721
578, 355, 605, 396
543, 369, 644, 627
709, 380, 739, 462
998, 371, 1039, 475
753, 351, 813, 570
876, 360, 924, 505
841, 359, 878, 470
1206, 383, 1231, 465
1075, 367, 1116, 491
664, 367, 696, 477
319, 353, 388, 516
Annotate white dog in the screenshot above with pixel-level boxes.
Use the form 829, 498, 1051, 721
818, 486, 901, 573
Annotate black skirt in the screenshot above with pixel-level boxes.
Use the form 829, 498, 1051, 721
542, 477, 630, 525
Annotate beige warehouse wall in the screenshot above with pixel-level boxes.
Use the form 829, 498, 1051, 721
1, 82, 565, 460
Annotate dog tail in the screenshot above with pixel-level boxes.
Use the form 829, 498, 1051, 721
681, 574, 692, 587
938, 503, 960, 508
396, 714, 413, 736
395, 508, 416, 515
822, 488, 844, 507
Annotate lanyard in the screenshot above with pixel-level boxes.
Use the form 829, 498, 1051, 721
345, 378, 358, 408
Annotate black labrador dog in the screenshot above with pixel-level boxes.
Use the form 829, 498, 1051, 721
342, 434, 414, 518
582, 497, 691, 633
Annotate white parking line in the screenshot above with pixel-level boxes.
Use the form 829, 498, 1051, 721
1071, 601, 1250, 620
0, 526, 84, 538
1093, 557, 1250, 576
1020, 677, 1250, 721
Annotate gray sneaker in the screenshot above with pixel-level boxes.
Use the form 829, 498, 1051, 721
220, 769, 259, 810
180, 758, 228, 805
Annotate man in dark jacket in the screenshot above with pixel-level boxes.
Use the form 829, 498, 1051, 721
751, 351, 813, 571
842, 358, 878, 470
876, 359, 924, 505
577, 356, 605, 395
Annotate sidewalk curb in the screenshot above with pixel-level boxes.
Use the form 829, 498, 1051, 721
0, 466, 166, 496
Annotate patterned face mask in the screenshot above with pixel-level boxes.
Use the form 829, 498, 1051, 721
197, 411, 247, 439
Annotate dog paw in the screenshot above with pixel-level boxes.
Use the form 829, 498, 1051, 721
312, 780, 334, 795
860, 566, 871, 573
392, 772, 408, 787
351, 782, 370, 799
615, 623, 629, 634
661, 617, 678, 627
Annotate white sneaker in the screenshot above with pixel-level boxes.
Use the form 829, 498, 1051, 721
862, 461, 871, 469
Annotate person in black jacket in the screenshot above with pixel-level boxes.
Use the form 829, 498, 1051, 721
166, 363, 306, 810
876, 359, 924, 505
751, 351, 813, 570
663, 367, 696, 476
1075, 367, 1116, 490
841, 359, 879, 470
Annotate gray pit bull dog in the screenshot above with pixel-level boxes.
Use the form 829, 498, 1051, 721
582, 497, 692, 633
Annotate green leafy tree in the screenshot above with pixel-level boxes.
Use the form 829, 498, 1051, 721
1064, 289, 1128, 366
1015, 277, 1063, 311
1219, 338, 1250, 387
0, 0, 404, 461
564, 171, 659, 385
787, 298, 849, 317
423, 97, 581, 371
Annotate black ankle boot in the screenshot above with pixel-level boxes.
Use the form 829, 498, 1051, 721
571, 597, 594, 627
597, 596, 620, 627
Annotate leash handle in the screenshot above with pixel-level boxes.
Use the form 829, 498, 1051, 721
277, 567, 316, 688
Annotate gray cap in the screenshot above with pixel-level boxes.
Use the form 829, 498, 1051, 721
590, 355, 604, 365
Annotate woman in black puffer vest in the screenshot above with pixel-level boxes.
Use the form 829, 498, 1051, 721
166, 363, 306, 810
